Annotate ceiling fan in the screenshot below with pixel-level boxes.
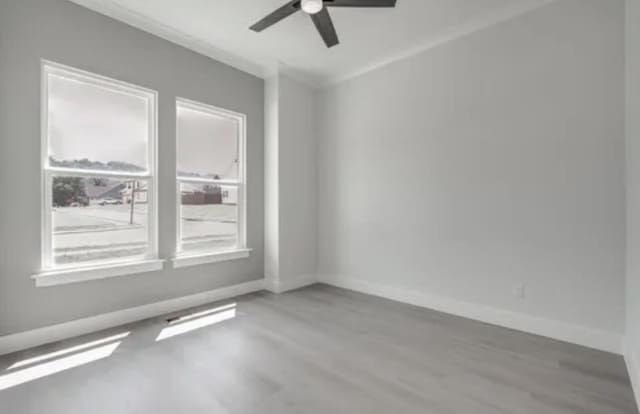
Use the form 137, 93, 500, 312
250, 0, 397, 48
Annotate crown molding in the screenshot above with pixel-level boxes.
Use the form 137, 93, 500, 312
67, 0, 273, 80
67, 0, 559, 90
320, 0, 559, 88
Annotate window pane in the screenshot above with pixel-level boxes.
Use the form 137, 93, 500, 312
180, 182, 238, 253
47, 73, 150, 172
52, 176, 149, 265
177, 104, 239, 180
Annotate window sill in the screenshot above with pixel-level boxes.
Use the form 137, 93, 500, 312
32, 259, 166, 287
172, 249, 252, 269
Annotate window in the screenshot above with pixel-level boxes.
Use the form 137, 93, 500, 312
41, 61, 158, 272
176, 99, 246, 258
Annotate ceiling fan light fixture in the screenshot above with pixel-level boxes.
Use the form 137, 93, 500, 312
301, 0, 323, 14
250, 0, 396, 48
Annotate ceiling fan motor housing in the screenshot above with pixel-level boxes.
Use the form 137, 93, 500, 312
301, 0, 324, 14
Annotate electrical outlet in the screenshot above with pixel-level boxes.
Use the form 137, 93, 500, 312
513, 284, 525, 300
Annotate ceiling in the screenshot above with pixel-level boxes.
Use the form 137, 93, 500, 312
69, 0, 554, 87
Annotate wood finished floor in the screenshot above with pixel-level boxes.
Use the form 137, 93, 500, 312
0, 284, 636, 414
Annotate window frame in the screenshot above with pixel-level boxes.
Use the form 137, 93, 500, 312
174, 98, 248, 260
40, 60, 159, 273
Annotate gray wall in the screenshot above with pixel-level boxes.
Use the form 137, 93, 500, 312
0, 0, 264, 336
316, 0, 626, 334
626, 0, 640, 368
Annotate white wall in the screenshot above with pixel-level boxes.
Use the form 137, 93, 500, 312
278, 76, 317, 282
626, 0, 640, 397
0, 0, 265, 336
316, 0, 626, 345
264, 74, 317, 292
264, 76, 281, 287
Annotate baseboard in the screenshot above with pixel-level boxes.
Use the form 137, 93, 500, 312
624, 339, 640, 411
0, 275, 622, 357
319, 275, 622, 354
0, 279, 265, 356
265, 274, 317, 294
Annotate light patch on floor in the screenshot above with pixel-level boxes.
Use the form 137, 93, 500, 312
0, 333, 127, 391
156, 304, 237, 341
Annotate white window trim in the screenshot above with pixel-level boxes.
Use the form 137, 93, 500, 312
174, 98, 248, 266
36, 60, 159, 284
171, 249, 252, 269
32, 259, 166, 287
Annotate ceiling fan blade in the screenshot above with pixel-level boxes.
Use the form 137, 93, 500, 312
325, 0, 396, 7
250, 1, 300, 32
311, 8, 339, 48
